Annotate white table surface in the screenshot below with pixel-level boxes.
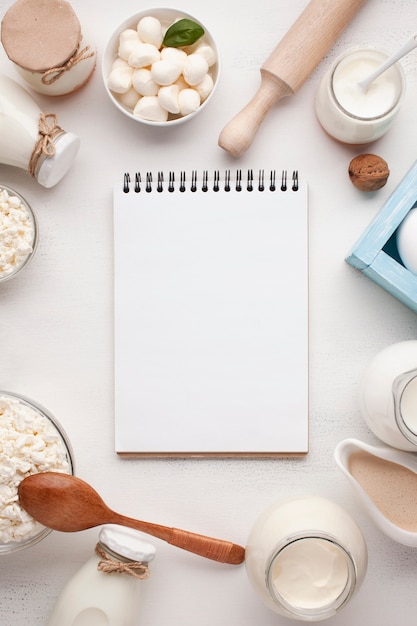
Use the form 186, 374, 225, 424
1, 0, 417, 624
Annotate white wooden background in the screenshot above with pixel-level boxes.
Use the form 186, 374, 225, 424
1, 0, 417, 624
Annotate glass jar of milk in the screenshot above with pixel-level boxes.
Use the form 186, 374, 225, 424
359, 340, 417, 450
47, 525, 156, 626
245, 496, 367, 621
315, 47, 405, 144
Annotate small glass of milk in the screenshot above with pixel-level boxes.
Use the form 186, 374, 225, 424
315, 47, 406, 144
245, 496, 368, 621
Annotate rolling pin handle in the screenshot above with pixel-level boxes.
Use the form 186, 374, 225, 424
218, 72, 293, 158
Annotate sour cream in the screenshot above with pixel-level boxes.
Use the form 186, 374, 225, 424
315, 47, 405, 144
245, 496, 367, 621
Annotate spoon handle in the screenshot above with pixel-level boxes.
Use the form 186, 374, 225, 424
359, 32, 417, 92
110, 512, 245, 565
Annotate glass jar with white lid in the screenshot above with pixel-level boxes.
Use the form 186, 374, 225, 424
245, 495, 368, 621
315, 46, 405, 144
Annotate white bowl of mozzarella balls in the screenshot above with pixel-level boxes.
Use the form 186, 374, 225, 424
102, 8, 220, 125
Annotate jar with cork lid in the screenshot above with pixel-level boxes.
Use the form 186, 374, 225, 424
1, 0, 96, 96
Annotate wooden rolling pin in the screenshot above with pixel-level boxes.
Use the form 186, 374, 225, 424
218, 0, 368, 157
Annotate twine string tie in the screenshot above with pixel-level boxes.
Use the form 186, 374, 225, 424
28, 113, 64, 178
95, 544, 150, 580
42, 44, 94, 85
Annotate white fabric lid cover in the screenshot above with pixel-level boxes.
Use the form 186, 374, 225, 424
36, 131, 80, 188
99, 524, 157, 562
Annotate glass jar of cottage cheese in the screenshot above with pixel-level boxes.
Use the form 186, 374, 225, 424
1, 0, 96, 96
315, 47, 405, 144
245, 496, 368, 621
0, 391, 74, 554
0, 185, 38, 283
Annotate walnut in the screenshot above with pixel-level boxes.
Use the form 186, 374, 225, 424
348, 154, 390, 192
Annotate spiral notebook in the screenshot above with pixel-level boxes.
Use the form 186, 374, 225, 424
113, 169, 309, 457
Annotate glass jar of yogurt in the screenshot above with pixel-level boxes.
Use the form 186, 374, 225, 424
1, 0, 96, 96
245, 496, 367, 621
315, 47, 405, 144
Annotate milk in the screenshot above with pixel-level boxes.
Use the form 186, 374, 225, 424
47, 525, 156, 626
359, 340, 417, 450
315, 47, 405, 144
0, 75, 79, 187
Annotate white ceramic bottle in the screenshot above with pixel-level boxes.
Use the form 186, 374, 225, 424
47, 525, 156, 626
315, 47, 405, 144
1, 0, 96, 96
0, 75, 79, 187
245, 496, 367, 621
359, 340, 417, 450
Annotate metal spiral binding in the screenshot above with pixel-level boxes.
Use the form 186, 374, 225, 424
122, 169, 299, 193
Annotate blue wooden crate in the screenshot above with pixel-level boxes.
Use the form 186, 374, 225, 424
346, 159, 417, 314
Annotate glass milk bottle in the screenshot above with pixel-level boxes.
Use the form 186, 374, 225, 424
0, 75, 79, 187
315, 47, 405, 144
47, 525, 156, 626
359, 340, 417, 450
1, 0, 96, 96
245, 496, 367, 621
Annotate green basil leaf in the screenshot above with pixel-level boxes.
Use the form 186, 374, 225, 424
162, 19, 205, 48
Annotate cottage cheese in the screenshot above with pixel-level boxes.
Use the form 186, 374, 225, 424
0, 394, 70, 544
0, 187, 35, 280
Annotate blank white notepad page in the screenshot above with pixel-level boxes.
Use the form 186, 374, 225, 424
114, 171, 308, 455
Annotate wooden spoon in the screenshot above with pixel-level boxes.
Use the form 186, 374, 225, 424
18, 472, 245, 565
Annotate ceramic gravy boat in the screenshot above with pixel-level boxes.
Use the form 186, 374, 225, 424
334, 438, 417, 546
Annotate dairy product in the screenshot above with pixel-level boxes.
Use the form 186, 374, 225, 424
359, 340, 417, 450
0, 393, 71, 544
245, 496, 367, 621
1, 0, 96, 96
0, 187, 35, 280
349, 449, 417, 532
47, 525, 156, 626
107, 14, 217, 122
335, 438, 417, 547
315, 47, 405, 144
270, 538, 349, 610
0, 75, 80, 188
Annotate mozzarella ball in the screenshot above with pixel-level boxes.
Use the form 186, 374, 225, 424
112, 57, 131, 70
178, 88, 200, 115
137, 16, 164, 48
132, 68, 159, 96
151, 59, 182, 86
118, 29, 141, 61
128, 43, 160, 68
174, 75, 189, 90
134, 96, 169, 121
118, 86, 141, 109
160, 46, 187, 67
195, 73, 214, 100
158, 84, 181, 114
182, 54, 209, 85
194, 44, 217, 67
108, 65, 133, 93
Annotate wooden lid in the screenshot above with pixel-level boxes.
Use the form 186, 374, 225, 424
1, 0, 81, 71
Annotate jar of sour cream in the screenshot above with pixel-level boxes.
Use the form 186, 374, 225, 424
315, 47, 405, 144
245, 496, 367, 621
